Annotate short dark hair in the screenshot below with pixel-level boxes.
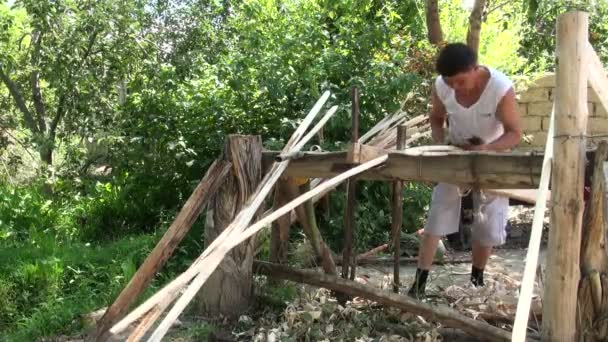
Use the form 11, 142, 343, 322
435, 43, 477, 77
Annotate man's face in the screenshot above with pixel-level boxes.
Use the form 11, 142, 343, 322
443, 67, 477, 92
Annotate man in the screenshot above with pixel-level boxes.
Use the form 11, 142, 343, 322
407, 43, 522, 298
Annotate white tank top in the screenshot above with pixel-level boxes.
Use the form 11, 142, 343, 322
434, 67, 513, 145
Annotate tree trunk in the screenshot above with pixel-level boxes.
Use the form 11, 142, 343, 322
466, 0, 486, 56
542, 11, 589, 342
195, 135, 263, 318
425, 0, 444, 45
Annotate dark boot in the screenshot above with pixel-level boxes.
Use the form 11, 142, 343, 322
471, 265, 485, 287
407, 268, 429, 299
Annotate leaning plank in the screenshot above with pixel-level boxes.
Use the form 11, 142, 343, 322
110, 92, 331, 338
91, 159, 231, 341
252, 261, 511, 342
587, 41, 608, 115
512, 106, 554, 342
147, 156, 388, 341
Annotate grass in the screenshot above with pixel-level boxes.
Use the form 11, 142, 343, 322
0, 221, 205, 342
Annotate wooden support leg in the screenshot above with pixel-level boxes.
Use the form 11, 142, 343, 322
543, 11, 589, 342
391, 125, 407, 293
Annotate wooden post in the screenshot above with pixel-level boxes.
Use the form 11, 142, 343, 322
195, 135, 263, 318
542, 11, 589, 342
391, 125, 407, 293
90, 160, 231, 341
342, 86, 359, 282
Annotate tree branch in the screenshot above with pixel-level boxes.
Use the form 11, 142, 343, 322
30, 30, 47, 134
0, 64, 39, 134
49, 95, 65, 140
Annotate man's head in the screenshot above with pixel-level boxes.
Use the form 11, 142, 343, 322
436, 43, 478, 92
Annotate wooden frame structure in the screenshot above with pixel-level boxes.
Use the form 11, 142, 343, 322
88, 10, 608, 342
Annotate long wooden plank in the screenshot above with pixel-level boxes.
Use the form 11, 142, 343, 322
588, 41, 608, 114
253, 261, 511, 342
147, 156, 389, 341
90, 159, 231, 341
542, 11, 589, 341
264, 150, 545, 188
512, 105, 554, 341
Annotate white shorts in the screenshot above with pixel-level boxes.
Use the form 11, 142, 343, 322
424, 183, 509, 247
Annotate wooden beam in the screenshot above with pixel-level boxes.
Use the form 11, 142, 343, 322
90, 159, 231, 341
587, 41, 608, 115
542, 11, 589, 342
391, 125, 407, 293
253, 261, 511, 342
263, 150, 546, 188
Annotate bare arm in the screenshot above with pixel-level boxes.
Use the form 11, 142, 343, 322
430, 85, 447, 144
464, 87, 522, 151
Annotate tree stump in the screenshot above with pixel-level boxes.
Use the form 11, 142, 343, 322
195, 135, 263, 318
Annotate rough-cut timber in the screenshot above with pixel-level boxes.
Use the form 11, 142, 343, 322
253, 261, 511, 342
195, 135, 263, 318
262, 150, 545, 188
542, 11, 589, 342
90, 159, 231, 341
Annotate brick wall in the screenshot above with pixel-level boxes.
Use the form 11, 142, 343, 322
517, 73, 608, 150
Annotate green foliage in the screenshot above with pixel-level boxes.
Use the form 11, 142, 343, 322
318, 181, 431, 252
520, 0, 608, 70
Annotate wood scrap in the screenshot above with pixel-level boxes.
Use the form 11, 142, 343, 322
252, 261, 512, 342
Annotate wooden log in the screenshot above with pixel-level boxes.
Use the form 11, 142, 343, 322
543, 11, 589, 342
391, 125, 407, 293
252, 261, 511, 342
111, 92, 331, 339
512, 105, 554, 342
262, 149, 546, 188
90, 159, 231, 341
332, 255, 471, 266
581, 140, 608, 273
342, 86, 360, 283
587, 41, 608, 116
195, 135, 263, 318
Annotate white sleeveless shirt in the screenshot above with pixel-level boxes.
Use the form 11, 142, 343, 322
434, 67, 513, 146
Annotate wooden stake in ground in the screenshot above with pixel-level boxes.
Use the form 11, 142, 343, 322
195, 135, 263, 317
253, 261, 511, 342
391, 125, 407, 293
342, 86, 359, 283
542, 11, 589, 342
90, 160, 231, 341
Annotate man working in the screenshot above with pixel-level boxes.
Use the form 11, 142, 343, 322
407, 43, 522, 298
